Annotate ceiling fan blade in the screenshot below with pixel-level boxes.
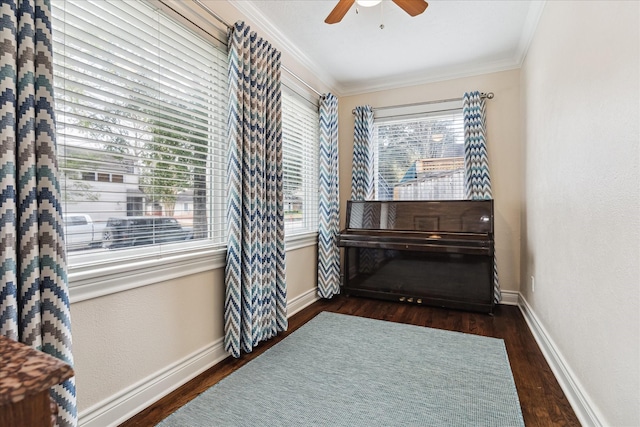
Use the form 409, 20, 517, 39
392, 0, 428, 17
325, 0, 355, 24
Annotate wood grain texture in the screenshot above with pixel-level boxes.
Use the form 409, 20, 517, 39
120, 297, 580, 427
392, 0, 428, 17
0, 336, 74, 405
325, 0, 355, 24
0, 336, 73, 427
0, 390, 53, 427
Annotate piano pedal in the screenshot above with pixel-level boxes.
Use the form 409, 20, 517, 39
398, 297, 423, 304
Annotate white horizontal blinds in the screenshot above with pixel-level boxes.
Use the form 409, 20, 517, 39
51, 0, 228, 251
373, 106, 465, 201
282, 88, 320, 235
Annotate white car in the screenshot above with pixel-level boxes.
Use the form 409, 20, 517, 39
64, 214, 103, 251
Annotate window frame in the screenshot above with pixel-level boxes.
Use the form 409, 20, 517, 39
53, 1, 320, 303
281, 84, 321, 239
372, 99, 466, 202
51, 0, 229, 302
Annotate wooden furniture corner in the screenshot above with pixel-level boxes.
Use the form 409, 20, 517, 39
0, 336, 74, 427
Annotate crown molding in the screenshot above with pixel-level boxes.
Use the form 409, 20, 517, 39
338, 0, 546, 97
230, 0, 340, 96
338, 58, 522, 97
515, 1, 547, 66
228, 0, 546, 99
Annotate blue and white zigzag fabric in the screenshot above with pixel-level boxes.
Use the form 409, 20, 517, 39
351, 106, 378, 272
351, 105, 374, 201
0, 1, 76, 425
225, 21, 287, 358
463, 91, 501, 304
317, 94, 340, 299
463, 91, 493, 199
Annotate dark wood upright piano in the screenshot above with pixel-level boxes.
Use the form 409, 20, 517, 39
338, 200, 494, 313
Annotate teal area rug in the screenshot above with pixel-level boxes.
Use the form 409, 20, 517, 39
158, 312, 524, 426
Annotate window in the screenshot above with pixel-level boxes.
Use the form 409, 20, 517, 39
81, 172, 95, 181
281, 87, 319, 236
373, 101, 465, 201
52, 0, 228, 262
65, 215, 88, 227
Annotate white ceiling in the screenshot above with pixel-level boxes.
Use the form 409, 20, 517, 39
229, 0, 545, 96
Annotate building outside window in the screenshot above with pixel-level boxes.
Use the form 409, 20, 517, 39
51, 0, 321, 268
52, 0, 228, 257
373, 101, 465, 201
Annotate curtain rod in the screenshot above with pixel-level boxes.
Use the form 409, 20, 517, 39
192, 0, 322, 97
351, 92, 495, 115
192, 0, 230, 31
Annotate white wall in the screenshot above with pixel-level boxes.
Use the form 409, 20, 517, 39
520, 1, 639, 425
72, 270, 225, 412
70, 1, 326, 425
339, 69, 523, 294
69, 1, 640, 425
71, 246, 318, 424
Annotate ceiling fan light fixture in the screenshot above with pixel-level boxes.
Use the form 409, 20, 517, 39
325, 0, 427, 24
356, 0, 382, 7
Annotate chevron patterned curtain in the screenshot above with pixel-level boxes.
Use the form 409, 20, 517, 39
351, 105, 374, 200
225, 21, 287, 358
463, 91, 501, 304
317, 94, 340, 299
351, 105, 378, 272
0, 1, 76, 425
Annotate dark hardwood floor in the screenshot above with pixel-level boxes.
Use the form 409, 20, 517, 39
120, 296, 581, 426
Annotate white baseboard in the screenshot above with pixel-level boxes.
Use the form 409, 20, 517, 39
79, 339, 228, 427
79, 287, 320, 427
287, 287, 321, 317
499, 289, 520, 306
518, 294, 604, 427
79, 288, 606, 427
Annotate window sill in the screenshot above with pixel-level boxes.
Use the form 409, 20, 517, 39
68, 232, 319, 304
69, 244, 227, 303
285, 232, 318, 251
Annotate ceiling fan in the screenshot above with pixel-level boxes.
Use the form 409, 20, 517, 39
325, 0, 428, 24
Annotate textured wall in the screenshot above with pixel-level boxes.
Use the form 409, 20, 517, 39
71, 244, 318, 414
520, 1, 639, 425
338, 69, 523, 293
71, 270, 223, 412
